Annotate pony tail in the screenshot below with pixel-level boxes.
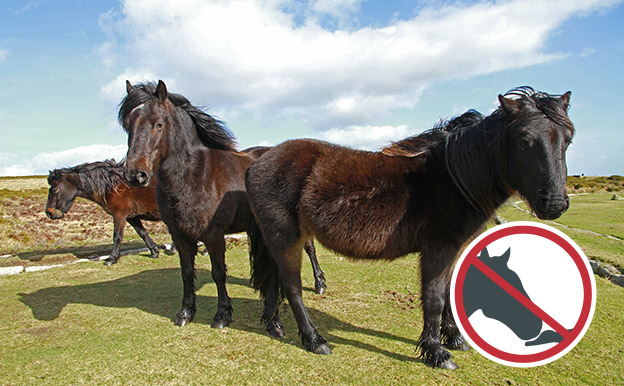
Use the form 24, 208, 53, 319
247, 215, 284, 309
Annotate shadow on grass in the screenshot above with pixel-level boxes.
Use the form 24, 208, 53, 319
18, 268, 422, 364
15, 241, 155, 262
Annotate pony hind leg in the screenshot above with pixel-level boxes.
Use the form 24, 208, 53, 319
127, 217, 160, 259
261, 274, 284, 338
104, 216, 126, 266
203, 231, 233, 329
304, 239, 327, 295
279, 242, 331, 354
247, 218, 284, 338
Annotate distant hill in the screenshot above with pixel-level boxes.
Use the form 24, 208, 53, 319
567, 175, 624, 194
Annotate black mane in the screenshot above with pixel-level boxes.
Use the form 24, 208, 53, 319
383, 86, 572, 214
49, 159, 126, 202
118, 82, 236, 151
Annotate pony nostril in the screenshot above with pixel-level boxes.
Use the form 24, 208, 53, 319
136, 171, 148, 185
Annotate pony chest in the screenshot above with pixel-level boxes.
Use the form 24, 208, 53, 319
158, 185, 226, 229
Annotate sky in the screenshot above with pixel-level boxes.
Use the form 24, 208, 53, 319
0, 0, 623, 177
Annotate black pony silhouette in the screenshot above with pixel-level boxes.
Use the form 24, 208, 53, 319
463, 247, 566, 346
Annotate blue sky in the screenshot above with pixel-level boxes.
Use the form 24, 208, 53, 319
1, 0, 623, 176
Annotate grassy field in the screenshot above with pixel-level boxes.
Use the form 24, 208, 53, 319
498, 193, 624, 270
0, 177, 623, 385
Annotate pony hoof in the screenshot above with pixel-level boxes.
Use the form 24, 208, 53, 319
445, 336, 471, 351
311, 343, 332, 355
174, 317, 191, 327
266, 323, 284, 338
150, 251, 159, 259
103, 258, 117, 266
439, 358, 459, 370
454, 342, 470, 351
315, 285, 326, 295
211, 319, 230, 329
175, 310, 194, 327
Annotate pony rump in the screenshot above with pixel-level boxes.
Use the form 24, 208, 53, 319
119, 82, 237, 151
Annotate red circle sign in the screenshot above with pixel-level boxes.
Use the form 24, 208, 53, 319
450, 221, 596, 367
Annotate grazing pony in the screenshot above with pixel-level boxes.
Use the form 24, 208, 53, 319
245, 87, 574, 369
120, 80, 325, 330
46, 160, 161, 266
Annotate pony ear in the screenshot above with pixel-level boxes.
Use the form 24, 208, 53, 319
560, 91, 571, 110
498, 95, 520, 114
155, 80, 168, 102
126, 80, 134, 94
381, 147, 426, 158
499, 248, 511, 265
479, 247, 490, 259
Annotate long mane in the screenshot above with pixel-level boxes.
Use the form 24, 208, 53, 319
49, 159, 127, 203
118, 82, 237, 151
382, 86, 572, 215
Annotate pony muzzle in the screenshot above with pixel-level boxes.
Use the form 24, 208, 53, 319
532, 196, 569, 220
125, 168, 152, 187
45, 208, 64, 220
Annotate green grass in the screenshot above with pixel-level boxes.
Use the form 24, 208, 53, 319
1, 177, 623, 385
2, 244, 623, 385
498, 194, 624, 270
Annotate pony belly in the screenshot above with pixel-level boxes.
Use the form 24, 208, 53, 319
302, 218, 414, 261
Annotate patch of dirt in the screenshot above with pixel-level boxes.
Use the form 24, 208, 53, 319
380, 289, 420, 310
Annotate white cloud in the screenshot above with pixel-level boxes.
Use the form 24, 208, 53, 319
0, 48, 8, 62
0, 144, 127, 177
315, 124, 411, 150
100, 0, 620, 132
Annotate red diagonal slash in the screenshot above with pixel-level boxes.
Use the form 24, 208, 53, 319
472, 257, 571, 340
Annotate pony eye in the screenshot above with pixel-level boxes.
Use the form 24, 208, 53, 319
155, 122, 163, 131
519, 139, 530, 150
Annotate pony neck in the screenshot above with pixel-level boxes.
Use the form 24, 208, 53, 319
71, 172, 106, 204
444, 115, 512, 217
157, 109, 206, 183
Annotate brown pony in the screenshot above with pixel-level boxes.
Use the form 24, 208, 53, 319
120, 81, 325, 330
46, 160, 161, 266
246, 87, 574, 369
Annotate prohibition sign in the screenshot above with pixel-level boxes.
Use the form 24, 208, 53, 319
450, 221, 596, 367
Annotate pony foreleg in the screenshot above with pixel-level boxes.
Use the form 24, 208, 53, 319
173, 236, 198, 327
417, 252, 458, 369
441, 282, 469, 351
127, 217, 160, 259
104, 216, 125, 266
203, 233, 232, 329
303, 239, 327, 295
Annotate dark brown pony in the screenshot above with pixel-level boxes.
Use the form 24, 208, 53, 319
246, 87, 574, 369
46, 159, 161, 266
120, 81, 325, 329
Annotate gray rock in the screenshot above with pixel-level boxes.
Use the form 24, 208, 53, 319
610, 275, 624, 287
589, 260, 600, 274
596, 264, 619, 278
